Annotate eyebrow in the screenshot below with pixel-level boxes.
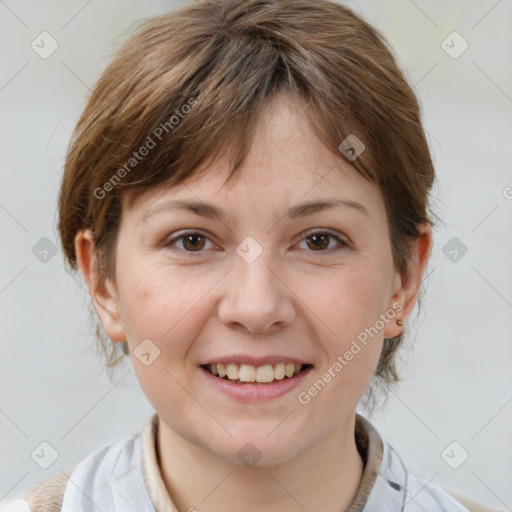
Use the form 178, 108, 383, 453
140, 197, 369, 224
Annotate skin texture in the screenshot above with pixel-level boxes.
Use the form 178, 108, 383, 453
75, 92, 432, 512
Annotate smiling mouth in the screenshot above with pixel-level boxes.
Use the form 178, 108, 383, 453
201, 363, 313, 384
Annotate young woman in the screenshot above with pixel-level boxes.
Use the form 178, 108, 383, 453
1, 0, 497, 510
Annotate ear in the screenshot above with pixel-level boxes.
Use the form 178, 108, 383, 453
74, 229, 127, 342
383, 223, 433, 339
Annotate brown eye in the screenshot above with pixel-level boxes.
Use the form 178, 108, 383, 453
305, 233, 330, 251
181, 233, 206, 251
299, 230, 348, 253
164, 231, 214, 255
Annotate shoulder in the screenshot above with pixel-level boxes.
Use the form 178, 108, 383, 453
356, 415, 495, 512
403, 469, 471, 511
0, 433, 141, 512
0, 466, 76, 512
384, 442, 497, 512
404, 470, 499, 511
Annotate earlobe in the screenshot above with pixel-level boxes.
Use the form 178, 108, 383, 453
74, 229, 127, 342
383, 224, 433, 339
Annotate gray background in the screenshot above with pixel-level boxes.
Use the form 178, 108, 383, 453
0, 0, 511, 509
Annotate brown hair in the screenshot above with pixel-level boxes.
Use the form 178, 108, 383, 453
57, 0, 438, 409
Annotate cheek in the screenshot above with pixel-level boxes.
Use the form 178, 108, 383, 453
306, 261, 391, 341
117, 258, 208, 338
298, 263, 388, 391
118, 264, 215, 411
117, 261, 222, 401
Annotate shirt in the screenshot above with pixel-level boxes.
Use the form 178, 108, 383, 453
0, 412, 481, 511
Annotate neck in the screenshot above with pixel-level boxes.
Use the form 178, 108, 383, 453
156, 414, 364, 512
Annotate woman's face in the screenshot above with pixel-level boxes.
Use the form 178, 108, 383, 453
84, 92, 427, 466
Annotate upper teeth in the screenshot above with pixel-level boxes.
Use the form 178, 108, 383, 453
209, 363, 302, 382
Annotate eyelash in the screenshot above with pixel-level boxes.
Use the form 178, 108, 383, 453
163, 229, 349, 257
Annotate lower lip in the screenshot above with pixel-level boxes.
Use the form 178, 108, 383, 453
200, 365, 313, 402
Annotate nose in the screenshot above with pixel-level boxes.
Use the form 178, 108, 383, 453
217, 252, 295, 334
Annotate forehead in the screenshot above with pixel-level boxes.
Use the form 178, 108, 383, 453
123, 92, 383, 222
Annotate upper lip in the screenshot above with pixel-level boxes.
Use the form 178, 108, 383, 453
202, 355, 313, 367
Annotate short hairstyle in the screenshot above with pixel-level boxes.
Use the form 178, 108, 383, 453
57, 0, 438, 409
